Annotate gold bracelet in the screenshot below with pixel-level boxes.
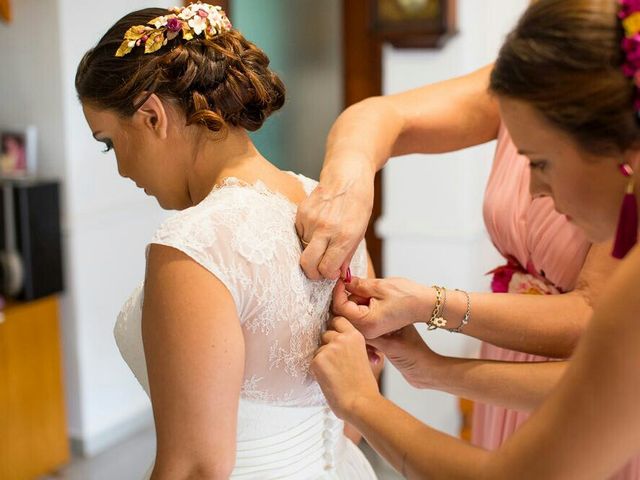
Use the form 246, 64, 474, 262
427, 285, 448, 330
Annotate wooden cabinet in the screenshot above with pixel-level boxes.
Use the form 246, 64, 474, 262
0, 296, 70, 479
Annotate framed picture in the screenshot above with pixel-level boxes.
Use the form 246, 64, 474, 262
0, 126, 37, 178
372, 0, 457, 48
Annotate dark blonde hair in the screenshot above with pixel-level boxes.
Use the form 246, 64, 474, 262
490, 0, 639, 155
75, 7, 285, 133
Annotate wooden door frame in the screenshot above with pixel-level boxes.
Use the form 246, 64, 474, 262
193, 0, 384, 274
342, 0, 384, 276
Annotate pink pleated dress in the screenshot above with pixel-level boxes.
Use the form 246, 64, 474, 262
473, 124, 640, 479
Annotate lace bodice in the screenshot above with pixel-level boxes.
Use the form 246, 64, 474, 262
114, 173, 368, 407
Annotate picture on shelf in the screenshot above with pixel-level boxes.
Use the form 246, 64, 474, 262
0, 126, 37, 178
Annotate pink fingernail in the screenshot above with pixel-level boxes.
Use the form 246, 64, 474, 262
345, 268, 352, 284
366, 346, 380, 364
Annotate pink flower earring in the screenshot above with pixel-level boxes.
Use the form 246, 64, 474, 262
612, 163, 638, 259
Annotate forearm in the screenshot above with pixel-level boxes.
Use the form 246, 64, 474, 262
349, 394, 495, 480
443, 289, 591, 358
426, 355, 567, 412
443, 243, 615, 357
490, 247, 640, 480
321, 65, 500, 180
322, 97, 402, 179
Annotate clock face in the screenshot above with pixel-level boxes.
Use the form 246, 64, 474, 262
378, 0, 439, 22
396, 0, 430, 14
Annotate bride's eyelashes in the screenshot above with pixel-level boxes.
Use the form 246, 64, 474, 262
101, 139, 114, 153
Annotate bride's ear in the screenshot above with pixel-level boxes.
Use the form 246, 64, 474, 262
133, 93, 169, 140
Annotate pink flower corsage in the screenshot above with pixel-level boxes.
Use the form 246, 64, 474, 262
488, 256, 561, 295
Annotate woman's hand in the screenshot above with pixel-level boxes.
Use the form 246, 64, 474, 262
332, 277, 433, 339
311, 317, 382, 420
296, 158, 375, 281
368, 325, 445, 389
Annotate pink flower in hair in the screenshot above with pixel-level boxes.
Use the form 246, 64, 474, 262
166, 17, 182, 32
620, 0, 640, 18
622, 35, 640, 76
188, 14, 207, 35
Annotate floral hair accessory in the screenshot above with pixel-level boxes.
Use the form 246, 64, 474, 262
619, 0, 640, 113
115, 2, 232, 57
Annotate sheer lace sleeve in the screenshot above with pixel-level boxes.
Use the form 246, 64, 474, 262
148, 188, 254, 316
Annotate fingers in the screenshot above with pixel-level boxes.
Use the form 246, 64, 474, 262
332, 280, 370, 320
328, 316, 357, 334
321, 329, 340, 345
294, 205, 307, 242
296, 170, 374, 281
348, 293, 370, 306
318, 238, 361, 281
300, 235, 330, 280
345, 277, 382, 299
312, 343, 327, 360
296, 192, 355, 281
366, 344, 382, 365
367, 325, 425, 353
340, 261, 351, 283
301, 237, 355, 281
318, 240, 353, 280
366, 334, 395, 352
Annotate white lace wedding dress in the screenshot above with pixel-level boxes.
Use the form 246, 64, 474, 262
114, 173, 377, 479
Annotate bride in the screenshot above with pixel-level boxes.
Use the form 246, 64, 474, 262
75, 3, 379, 479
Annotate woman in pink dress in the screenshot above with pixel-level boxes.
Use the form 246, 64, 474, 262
472, 122, 591, 444
473, 124, 640, 479
303, 0, 640, 476
296, 20, 637, 480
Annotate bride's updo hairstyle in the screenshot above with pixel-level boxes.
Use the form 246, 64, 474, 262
490, 0, 640, 156
75, 5, 285, 134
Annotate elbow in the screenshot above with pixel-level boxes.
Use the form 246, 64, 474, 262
352, 95, 385, 111
348, 95, 396, 123
152, 456, 236, 480
184, 462, 235, 480
557, 296, 594, 358
539, 291, 593, 359
545, 328, 582, 359
551, 324, 583, 358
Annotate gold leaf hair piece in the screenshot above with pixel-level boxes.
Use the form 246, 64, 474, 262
115, 2, 232, 57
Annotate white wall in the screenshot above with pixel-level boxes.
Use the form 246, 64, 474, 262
276, 0, 343, 179
1, 0, 171, 456
380, 0, 529, 435
233, 0, 343, 178
57, 0, 174, 455
0, 0, 66, 178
